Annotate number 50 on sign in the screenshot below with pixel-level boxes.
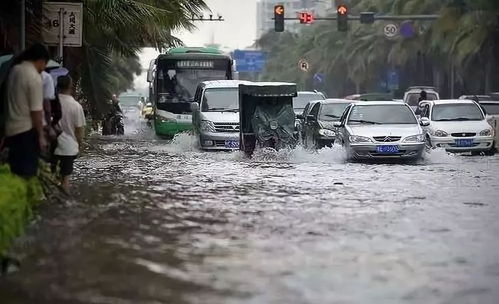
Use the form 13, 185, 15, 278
383, 23, 399, 38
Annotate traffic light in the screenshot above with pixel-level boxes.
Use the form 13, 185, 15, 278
274, 5, 285, 32
337, 4, 348, 32
299, 12, 314, 24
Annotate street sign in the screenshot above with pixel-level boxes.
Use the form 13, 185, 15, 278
383, 23, 399, 38
42, 2, 83, 47
313, 73, 325, 83
400, 21, 415, 38
387, 70, 399, 90
233, 50, 266, 72
298, 59, 310, 72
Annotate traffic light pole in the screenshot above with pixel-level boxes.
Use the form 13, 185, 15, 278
274, 15, 440, 21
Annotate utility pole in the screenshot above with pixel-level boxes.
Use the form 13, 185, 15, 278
58, 7, 65, 65
20, 0, 26, 50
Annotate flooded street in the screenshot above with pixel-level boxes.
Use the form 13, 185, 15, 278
1, 115, 499, 304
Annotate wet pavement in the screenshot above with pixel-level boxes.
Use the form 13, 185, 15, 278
1, 113, 499, 304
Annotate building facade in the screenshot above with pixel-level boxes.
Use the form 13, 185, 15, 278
256, 0, 333, 38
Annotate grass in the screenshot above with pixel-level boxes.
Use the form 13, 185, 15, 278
0, 165, 43, 257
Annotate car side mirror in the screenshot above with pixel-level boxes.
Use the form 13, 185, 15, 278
306, 114, 316, 122
419, 117, 430, 127
296, 114, 304, 120
333, 121, 343, 128
190, 102, 199, 112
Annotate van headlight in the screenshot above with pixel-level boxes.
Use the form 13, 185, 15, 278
318, 129, 336, 137
479, 129, 493, 136
201, 120, 216, 132
403, 134, 425, 142
433, 130, 448, 137
349, 135, 372, 143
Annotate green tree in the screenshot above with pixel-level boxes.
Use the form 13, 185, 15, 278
67, 0, 208, 116
258, 0, 499, 97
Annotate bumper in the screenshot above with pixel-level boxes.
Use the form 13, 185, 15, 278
154, 120, 192, 137
199, 132, 239, 151
429, 136, 494, 152
348, 143, 425, 159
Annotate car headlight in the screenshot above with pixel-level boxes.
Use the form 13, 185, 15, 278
200, 120, 216, 132
433, 130, 448, 137
349, 135, 372, 143
479, 129, 492, 136
403, 134, 425, 142
318, 129, 336, 137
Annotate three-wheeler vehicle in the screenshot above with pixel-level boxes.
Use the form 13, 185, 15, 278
238, 82, 298, 156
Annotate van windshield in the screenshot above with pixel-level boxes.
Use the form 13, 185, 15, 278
201, 88, 239, 112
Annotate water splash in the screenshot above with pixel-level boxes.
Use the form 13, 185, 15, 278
421, 148, 459, 164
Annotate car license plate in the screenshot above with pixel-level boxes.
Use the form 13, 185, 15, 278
225, 140, 239, 149
455, 139, 473, 147
376, 145, 399, 154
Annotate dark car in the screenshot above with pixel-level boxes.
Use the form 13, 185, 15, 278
301, 99, 353, 149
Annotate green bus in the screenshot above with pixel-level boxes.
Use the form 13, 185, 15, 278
148, 47, 234, 138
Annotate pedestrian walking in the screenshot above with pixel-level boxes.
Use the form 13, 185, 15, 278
5, 43, 49, 177
53, 75, 85, 192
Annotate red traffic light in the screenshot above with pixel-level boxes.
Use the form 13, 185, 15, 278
337, 4, 348, 15
299, 12, 314, 24
275, 5, 284, 15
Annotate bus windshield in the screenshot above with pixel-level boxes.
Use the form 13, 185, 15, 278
158, 68, 227, 103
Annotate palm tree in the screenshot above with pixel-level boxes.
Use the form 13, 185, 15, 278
68, 0, 208, 116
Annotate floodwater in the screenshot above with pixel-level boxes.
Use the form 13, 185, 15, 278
1, 109, 499, 304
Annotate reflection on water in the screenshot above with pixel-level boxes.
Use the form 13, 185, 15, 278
1, 115, 499, 304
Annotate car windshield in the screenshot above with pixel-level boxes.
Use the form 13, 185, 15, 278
406, 92, 438, 107
482, 104, 499, 115
319, 103, 350, 121
201, 88, 239, 112
293, 93, 324, 111
347, 105, 417, 125
432, 103, 484, 121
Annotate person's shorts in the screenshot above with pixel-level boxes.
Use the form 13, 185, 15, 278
7, 129, 39, 177
53, 155, 77, 176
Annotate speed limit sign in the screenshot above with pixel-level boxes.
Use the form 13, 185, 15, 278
383, 23, 399, 38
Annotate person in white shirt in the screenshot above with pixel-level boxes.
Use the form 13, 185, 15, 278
6, 43, 49, 177
53, 75, 85, 192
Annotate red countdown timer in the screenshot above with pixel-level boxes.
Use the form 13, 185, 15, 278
299, 12, 314, 24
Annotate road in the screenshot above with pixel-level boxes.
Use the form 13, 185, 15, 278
1, 112, 498, 304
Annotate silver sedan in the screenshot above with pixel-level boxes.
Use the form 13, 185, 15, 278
334, 101, 427, 161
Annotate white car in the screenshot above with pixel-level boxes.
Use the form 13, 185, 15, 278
418, 99, 495, 154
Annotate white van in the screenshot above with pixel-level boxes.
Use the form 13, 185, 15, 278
191, 80, 251, 150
